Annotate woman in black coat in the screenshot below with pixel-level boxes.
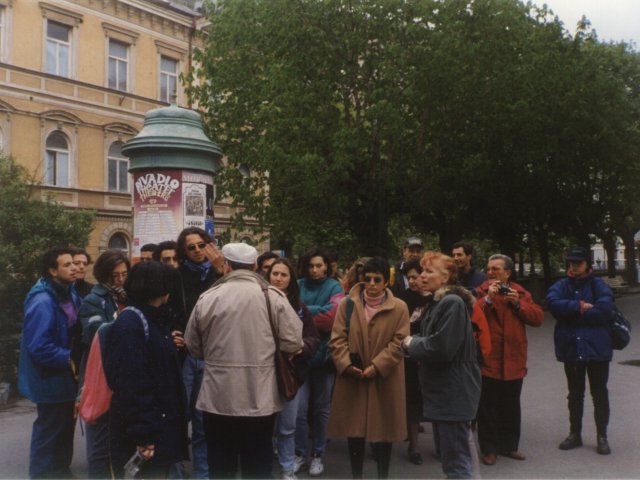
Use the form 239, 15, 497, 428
105, 261, 188, 478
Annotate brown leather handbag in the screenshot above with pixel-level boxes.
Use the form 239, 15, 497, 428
262, 285, 303, 401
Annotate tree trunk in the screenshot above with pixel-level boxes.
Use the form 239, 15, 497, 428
621, 228, 638, 286
602, 234, 618, 278
535, 229, 552, 287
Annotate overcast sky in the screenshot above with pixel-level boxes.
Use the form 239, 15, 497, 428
535, 0, 640, 47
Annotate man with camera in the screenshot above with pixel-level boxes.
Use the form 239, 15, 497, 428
474, 254, 543, 467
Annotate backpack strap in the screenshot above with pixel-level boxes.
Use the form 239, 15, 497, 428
345, 297, 354, 335
122, 306, 150, 341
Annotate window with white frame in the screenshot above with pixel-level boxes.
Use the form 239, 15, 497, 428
160, 55, 178, 103
46, 20, 71, 77
45, 131, 69, 187
108, 39, 129, 91
108, 141, 129, 192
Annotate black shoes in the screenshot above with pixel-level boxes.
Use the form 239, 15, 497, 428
597, 436, 611, 455
559, 433, 611, 454
558, 433, 583, 450
408, 451, 423, 465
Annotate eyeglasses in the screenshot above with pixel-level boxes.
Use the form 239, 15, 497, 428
162, 256, 177, 263
111, 272, 128, 279
187, 242, 207, 252
364, 275, 384, 284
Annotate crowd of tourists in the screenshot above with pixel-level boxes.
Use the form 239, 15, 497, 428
18, 229, 618, 479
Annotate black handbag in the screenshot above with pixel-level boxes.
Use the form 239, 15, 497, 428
610, 305, 631, 350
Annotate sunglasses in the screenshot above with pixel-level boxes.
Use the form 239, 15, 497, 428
364, 275, 384, 284
187, 242, 207, 251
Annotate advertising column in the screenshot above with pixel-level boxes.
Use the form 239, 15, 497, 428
132, 169, 215, 257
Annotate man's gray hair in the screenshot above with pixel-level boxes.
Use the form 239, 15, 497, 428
488, 254, 515, 272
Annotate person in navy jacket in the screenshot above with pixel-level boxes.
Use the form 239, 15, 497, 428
105, 261, 188, 478
546, 246, 615, 455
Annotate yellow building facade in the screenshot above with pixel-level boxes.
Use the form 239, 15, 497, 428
0, 0, 265, 263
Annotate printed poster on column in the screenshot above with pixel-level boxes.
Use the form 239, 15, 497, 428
183, 170, 216, 240
132, 169, 183, 257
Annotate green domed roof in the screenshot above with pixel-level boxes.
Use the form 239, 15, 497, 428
123, 105, 223, 175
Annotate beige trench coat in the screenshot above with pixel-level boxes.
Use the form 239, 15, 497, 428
327, 284, 409, 442
184, 270, 303, 417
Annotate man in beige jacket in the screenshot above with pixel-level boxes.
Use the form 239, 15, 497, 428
185, 242, 303, 479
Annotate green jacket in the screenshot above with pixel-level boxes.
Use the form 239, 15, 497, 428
408, 286, 481, 422
79, 283, 119, 348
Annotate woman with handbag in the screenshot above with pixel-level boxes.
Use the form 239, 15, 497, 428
296, 248, 345, 476
267, 258, 321, 479
546, 246, 615, 455
328, 257, 409, 479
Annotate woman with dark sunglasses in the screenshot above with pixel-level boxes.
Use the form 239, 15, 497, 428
328, 257, 409, 478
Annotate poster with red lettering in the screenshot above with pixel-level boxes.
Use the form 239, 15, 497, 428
132, 169, 215, 256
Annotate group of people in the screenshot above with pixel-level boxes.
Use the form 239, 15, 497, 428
17, 232, 618, 479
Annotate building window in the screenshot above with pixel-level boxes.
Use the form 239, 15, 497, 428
108, 233, 129, 253
46, 20, 71, 77
45, 131, 69, 187
108, 39, 128, 91
108, 141, 129, 192
160, 56, 178, 103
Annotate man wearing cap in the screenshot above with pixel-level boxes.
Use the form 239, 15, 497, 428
185, 243, 303, 479
546, 247, 615, 455
475, 254, 543, 466
392, 236, 424, 296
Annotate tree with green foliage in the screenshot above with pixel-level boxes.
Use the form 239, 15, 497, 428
188, 0, 640, 285
0, 154, 95, 334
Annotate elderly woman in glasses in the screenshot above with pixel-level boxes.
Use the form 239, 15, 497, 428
328, 257, 409, 479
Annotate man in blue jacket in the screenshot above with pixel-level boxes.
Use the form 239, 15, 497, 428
18, 247, 81, 479
546, 246, 614, 456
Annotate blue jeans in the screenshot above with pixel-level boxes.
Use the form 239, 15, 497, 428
277, 383, 304, 472
29, 401, 75, 479
436, 421, 474, 479
86, 413, 110, 479
295, 368, 335, 458
183, 354, 208, 479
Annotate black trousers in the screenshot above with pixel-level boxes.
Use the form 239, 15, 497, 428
202, 412, 276, 479
347, 438, 392, 479
477, 376, 523, 455
564, 361, 610, 437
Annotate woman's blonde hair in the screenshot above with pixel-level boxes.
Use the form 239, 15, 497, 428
420, 251, 457, 285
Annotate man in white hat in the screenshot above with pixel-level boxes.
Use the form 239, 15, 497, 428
185, 243, 303, 478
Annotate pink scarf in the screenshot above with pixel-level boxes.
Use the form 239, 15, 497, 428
363, 291, 385, 324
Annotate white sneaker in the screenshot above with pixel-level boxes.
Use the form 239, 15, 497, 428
293, 455, 307, 474
282, 470, 297, 480
309, 456, 324, 476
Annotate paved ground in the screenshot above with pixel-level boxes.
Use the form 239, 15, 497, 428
2, 294, 640, 479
